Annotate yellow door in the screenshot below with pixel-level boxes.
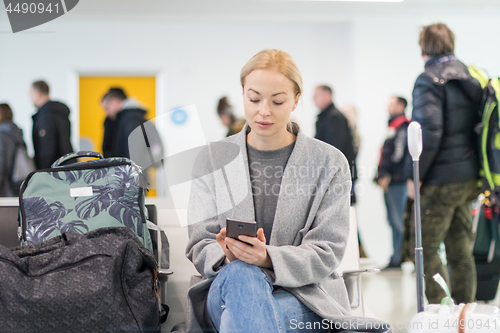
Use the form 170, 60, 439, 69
79, 76, 157, 196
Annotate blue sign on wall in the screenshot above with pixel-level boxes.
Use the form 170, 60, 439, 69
171, 109, 188, 125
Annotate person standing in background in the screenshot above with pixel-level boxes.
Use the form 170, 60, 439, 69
375, 96, 410, 269
0, 104, 29, 196
339, 103, 367, 257
217, 96, 246, 137
314, 85, 357, 204
339, 104, 360, 158
101, 87, 149, 159
407, 23, 482, 304
101, 87, 163, 188
30, 80, 73, 169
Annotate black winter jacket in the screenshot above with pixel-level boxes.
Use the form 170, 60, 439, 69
103, 104, 147, 159
32, 101, 73, 170
408, 54, 483, 185
315, 103, 357, 180
377, 114, 410, 184
0, 122, 27, 196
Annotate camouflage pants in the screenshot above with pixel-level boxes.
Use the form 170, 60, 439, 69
407, 179, 478, 304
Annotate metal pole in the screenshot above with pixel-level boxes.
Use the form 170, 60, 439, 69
413, 161, 425, 313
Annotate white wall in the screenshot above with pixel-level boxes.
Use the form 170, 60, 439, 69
1, 3, 500, 270
0, 18, 354, 147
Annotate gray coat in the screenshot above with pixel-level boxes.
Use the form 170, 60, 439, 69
181, 123, 390, 333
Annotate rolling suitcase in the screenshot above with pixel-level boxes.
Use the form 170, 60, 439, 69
18, 151, 153, 252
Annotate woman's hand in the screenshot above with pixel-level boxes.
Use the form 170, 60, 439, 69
225, 228, 273, 269
216, 228, 237, 264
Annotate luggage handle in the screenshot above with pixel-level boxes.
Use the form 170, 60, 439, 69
51, 151, 104, 168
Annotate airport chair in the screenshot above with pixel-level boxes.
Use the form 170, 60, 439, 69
340, 207, 380, 316
146, 203, 173, 322
0, 204, 20, 248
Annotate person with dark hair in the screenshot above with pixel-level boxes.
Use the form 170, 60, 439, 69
375, 96, 410, 269
314, 85, 357, 204
101, 87, 150, 159
102, 87, 128, 102
29, 80, 73, 169
406, 23, 483, 304
0, 103, 29, 196
216, 96, 245, 137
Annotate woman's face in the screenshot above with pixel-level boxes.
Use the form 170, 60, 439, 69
219, 114, 232, 127
242, 69, 299, 141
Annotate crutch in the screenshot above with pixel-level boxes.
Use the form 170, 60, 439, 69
408, 121, 425, 313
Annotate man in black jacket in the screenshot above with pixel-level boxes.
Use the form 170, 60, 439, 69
407, 23, 483, 304
30, 80, 73, 169
376, 96, 410, 269
314, 85, 357, 203
101, 87, 164, 178
101, 88, 149, 159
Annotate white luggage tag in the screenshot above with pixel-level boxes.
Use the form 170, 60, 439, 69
70, 186, 93, 197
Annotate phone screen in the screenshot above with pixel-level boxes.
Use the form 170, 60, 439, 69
226, 218, 257, 245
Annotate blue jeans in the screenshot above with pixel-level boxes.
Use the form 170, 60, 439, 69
384, 182, 407, 266
207, 260, 327, 333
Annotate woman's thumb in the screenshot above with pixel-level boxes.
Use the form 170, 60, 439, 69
257, 228, 266, 243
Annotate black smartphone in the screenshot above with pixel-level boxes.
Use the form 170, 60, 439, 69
226, 218, 257, 246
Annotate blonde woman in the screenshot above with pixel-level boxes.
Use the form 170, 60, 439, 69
183, 50, 389, 333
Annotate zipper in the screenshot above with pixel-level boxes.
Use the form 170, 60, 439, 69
0, 254, 110, 278
19, 161, 133, 242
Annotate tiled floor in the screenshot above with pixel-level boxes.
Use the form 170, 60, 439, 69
361, 262, 500, 333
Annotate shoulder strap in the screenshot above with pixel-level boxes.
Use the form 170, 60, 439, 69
480, 79, 500, 191
468, 65, 490, 89
491, 78, 500, 110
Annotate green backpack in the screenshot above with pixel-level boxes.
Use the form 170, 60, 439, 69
18, 151, 153, 252
469, 66, 500, 200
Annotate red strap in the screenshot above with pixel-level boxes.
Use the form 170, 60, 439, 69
389, 115, 409, 129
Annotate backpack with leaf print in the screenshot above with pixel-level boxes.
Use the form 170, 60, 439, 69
18, 151, 153, 252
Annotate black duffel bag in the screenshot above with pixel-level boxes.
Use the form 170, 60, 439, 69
0, 227, 160, 332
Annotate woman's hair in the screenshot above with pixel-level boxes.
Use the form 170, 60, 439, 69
240, 49, 303, 98
217, 96, 233, 115
217, 96, 235, 124
0, 103, 13, 124
419, 23, 455, 56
